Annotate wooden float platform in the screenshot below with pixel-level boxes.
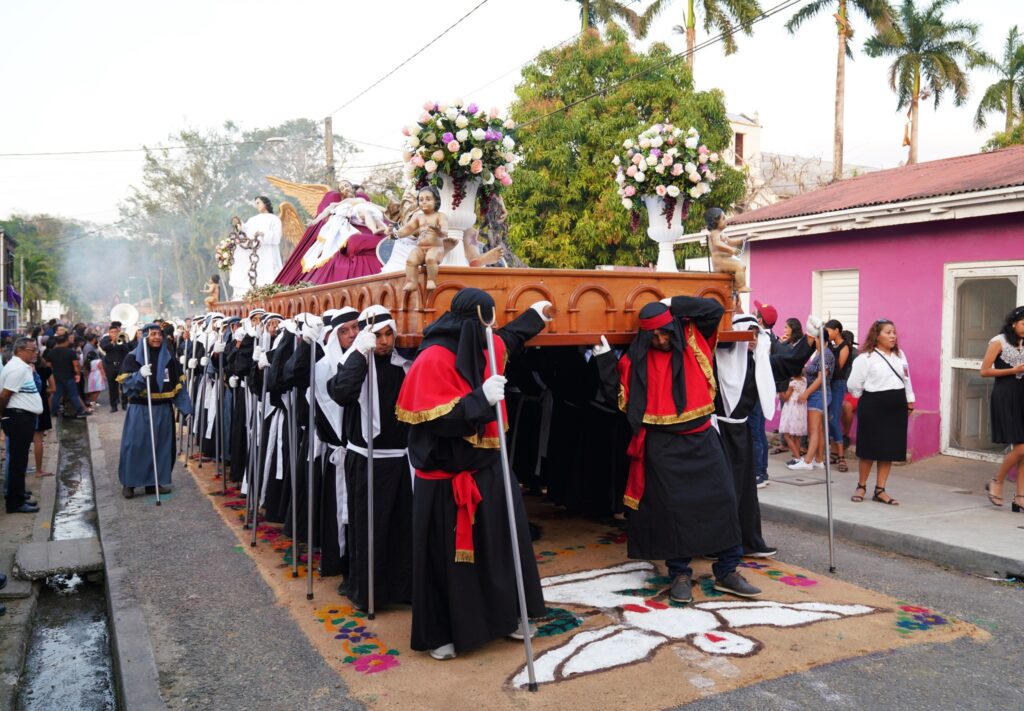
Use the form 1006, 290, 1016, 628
217, 267, 748, 347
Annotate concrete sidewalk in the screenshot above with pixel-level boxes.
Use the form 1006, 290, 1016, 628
758, 450, 1024, 578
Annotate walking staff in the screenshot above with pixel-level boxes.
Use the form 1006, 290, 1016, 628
364, 324, 377, 619
141, 328, 163, 507
478, 307, 537, 691
251, 321, 276, 548
288, 318, 303, 579
304, 315, 323, 600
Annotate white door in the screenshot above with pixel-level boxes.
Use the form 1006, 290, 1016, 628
941, 262, 1024, 460
813, 269, 860, 340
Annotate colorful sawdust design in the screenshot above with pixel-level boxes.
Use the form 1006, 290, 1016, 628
893, 601, 951, 635
314, 604, 400, 673
739, 560, 818, 588
535, 607, 583, 638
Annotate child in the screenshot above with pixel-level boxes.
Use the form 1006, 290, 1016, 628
204, 274, 220, 310
779, 374, 808, 466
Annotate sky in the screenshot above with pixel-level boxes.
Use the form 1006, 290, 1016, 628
0, 0, 1016, 227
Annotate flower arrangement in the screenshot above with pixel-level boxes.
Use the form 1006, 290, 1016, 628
402, 100, 519, 209
614, 123, 721, 230
215, 236, 235, 271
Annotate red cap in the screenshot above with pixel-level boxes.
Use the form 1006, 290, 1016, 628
753, 300, 778, 328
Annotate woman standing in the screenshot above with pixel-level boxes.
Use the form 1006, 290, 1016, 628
847, 319, 915, 505
980, 306, 1024, 511
825, 320, 853, 472
83, 332, 106, 411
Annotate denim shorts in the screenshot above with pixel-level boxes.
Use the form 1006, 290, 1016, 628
806, 388, 824, 412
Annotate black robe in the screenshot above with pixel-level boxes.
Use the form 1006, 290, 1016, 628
225, 335, 255, 484
262, 333, 297, 524
402, 309, 546, 654
327, 349, 412, 610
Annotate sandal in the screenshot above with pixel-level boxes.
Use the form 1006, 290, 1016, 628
851, 484, 866, 502
872, 486, 899, 506
837, 457, 848, 473
985, 479, 1003, 507
768, 446, 787, 455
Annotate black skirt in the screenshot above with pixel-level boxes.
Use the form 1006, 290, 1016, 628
990, 370, 1024, 445
856, 389, 908, 462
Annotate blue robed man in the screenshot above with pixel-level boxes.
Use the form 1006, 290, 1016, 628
116, 323, 193, 499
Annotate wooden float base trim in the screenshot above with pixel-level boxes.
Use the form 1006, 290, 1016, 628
217, 267, 753, 346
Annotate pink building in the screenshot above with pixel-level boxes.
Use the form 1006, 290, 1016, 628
697, 146, 1024, 462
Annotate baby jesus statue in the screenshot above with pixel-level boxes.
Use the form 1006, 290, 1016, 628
396, 186, 451, 293
705, 207, 750, 294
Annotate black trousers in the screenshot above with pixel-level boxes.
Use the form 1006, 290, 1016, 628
104, 362, 124, 409
3, 410, 35, 512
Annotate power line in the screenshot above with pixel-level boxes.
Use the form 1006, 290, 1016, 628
323, 0, 491, 118
516, 0, 806, 130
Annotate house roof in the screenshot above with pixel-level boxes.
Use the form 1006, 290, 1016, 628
730, 145, 1024, 226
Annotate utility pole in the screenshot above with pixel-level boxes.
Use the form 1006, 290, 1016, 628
20, 255, 24, 325
324, 117, 336, 189
0, 230, 5, 331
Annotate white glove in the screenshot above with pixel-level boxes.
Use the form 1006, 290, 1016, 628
257, 351, 271, 370
354, 330, 377, 356
179, 356, 186, 365
188, 358, 198, 369
592, 335, 611, 356
228, 376, 239, 388
139, 364, 152, 378
213, 338, 226, 354
301, 319, 324, 344
482, 374, 507, 405
200, 356, 210, 367
242, 319, 256, 338
661, 297, 672, 306
805, 316, 822, 339
234, 326, 245, 342
530, 300, 553, 322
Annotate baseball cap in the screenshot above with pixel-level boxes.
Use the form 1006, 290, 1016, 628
753, 300, 778, 328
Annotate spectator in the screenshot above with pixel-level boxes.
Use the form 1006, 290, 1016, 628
847, 319, 915, 506
99, 322, 130, 412
839, 330, 859, 449
750, 301, 778, 487
31, 361, 54, 478
82, 332, 106, 411
787, 329, 833, 472
44, 333, 88, 419
825, 320, 853, 472
1, 338, 44, 514
778, 374, 807, 466
980, 305, 1024, 511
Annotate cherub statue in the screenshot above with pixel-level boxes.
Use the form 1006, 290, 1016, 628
706, 207, 749, 294
395, 186, 450, 292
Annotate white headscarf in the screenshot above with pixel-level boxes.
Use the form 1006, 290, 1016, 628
356, 305, 410, 442
716, 314, 776, 420
313, 307, 358, 439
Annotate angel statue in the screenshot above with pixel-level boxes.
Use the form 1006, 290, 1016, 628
227, 196, 285, 300
270, 176, 388, 286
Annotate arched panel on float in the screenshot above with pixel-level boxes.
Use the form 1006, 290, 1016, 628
356, 286, 373, 312
287, 298, 298, 318
308, 295, 321, 315
424, 282, 468, 321
567, 283, 616, 335
379, 283, 397, 311
505, 282, 556, 331
323, 292, 336, 312
624, 285, 666, 315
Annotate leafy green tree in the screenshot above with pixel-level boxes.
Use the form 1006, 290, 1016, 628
864, 0, 985, 164
974, 25, 1024, 132
505, 27, 744, 268
569, 0, 643, 35
982, 121, 1024, 151
641, 0, 763, 74
786, 0, 893, 181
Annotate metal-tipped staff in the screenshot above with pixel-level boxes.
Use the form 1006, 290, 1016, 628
816, 323, 836, 573
217, 331, 227, 496
141, 334, 162, 507
194, 350, 209, 469
251, 342, 270, 548
179, 327, 193, 456
289, 329, 301, 578
243, 381, 257, 530
307, 332, 318, 600
478, 306, 537, 692
365, 338, 376, 620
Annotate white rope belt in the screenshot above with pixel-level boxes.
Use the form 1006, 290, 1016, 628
344, 443, 407, 459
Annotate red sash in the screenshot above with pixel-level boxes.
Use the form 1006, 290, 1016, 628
416, 469, 482, 563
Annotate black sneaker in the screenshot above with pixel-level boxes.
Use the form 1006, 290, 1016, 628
744, 547, 778, 559
669, 573, 693, 603
122, 487, 135, 499
713, 572, 762, 598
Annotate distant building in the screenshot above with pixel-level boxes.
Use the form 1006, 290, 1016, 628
677, 145, 1024, 462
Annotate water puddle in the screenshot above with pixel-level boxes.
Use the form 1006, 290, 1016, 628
17, 419, 117, 710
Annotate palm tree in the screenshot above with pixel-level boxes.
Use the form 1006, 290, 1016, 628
974, 25, 1024, 133
786, 0, 894, 181
641, 0, 763, 73
864, 0, 985, 164
570, 0, 644, 36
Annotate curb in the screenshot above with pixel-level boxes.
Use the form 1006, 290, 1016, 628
87, 418, 168, 711
760, 501, 1024, 579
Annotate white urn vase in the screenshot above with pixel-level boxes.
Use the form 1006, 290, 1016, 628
437, 172, 481, 267
642, 194, 687, 272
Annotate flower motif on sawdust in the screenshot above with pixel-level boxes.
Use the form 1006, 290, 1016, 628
335, 625, 373, 643
351, 653, 399, 674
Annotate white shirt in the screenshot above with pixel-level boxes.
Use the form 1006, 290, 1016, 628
0, 356, 44, 414
847, 350, 915, 404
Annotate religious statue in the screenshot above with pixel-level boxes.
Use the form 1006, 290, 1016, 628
228, 197, 284, 300
706, 207, 749, 294
395, 186, 450, 293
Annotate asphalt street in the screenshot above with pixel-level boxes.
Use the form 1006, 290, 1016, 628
682, 517, 1024, 710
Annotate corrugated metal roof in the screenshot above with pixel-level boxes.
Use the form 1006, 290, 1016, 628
730, 145, 1024, 225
